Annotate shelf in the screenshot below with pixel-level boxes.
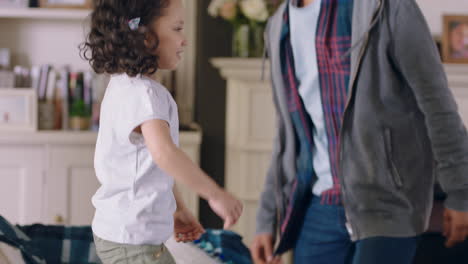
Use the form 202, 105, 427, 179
0, 7, 91, 20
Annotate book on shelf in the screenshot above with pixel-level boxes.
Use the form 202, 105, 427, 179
38, 64, 50, 100
4, 61, 104, 131
35, 64, 101, 131
30, 65, 41, 91
57, 66, 70, 130
45, 68, 56, 102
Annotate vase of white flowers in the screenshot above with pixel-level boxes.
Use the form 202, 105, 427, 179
208, 0, 280, 57
232, 23, 251, 57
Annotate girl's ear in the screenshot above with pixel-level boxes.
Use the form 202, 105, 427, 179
144, 30, 159, 54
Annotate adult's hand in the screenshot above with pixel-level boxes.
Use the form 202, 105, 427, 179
250, 233, 281, 264
443, 208, 468, 248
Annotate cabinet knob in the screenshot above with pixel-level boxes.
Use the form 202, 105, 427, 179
55, 215, 64, 224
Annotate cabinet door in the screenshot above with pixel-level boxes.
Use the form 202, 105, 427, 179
46, 146, 99, 226
0, 146, 45, 225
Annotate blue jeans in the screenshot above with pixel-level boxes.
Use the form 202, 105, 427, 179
294, 196, 419, 264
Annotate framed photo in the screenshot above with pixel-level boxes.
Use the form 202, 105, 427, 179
0, 89, 37, 131
442, 15, 468, 64
39, 0, 92, 9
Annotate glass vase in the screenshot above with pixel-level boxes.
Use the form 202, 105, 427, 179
232, 23, 250, 57
232, 22, 265, 58
249, 22, 265, 58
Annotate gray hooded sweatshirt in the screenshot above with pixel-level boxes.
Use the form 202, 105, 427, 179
257, 0, 468, 242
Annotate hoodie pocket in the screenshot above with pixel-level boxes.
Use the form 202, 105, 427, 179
383, 128, 403, 188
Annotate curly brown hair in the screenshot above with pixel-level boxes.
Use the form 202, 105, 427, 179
80, 0, 170, 77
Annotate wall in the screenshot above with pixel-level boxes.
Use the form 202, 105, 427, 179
416, 0, 468, 36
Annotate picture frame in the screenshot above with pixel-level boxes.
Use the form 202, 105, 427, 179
442, 15, 468, 64
0, 89, 37, 132
39, 0, 92, 9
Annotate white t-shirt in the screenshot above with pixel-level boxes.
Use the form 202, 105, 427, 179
289, 0, 333, 196
92, 73, 178, 245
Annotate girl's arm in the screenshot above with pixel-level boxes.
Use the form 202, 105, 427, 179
173, 184, 187, 212
172, 184, 205, 242
141, 119, 220, 200
141, 119, 243, 228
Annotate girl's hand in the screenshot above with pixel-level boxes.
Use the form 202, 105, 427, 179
208, 190, 243, 229
173, 208, 205, 242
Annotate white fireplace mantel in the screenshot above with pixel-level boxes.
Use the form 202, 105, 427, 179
212, 58, 270, 82
211, 58, 275, 248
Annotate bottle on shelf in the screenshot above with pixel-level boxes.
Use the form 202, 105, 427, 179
69, 72, 91, 130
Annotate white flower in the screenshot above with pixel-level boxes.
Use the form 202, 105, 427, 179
220, 1, 238, 20
208, 0, 237, 17
240, 0, 269, 22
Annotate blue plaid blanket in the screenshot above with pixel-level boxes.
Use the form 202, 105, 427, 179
0, 215, 100, 264
19, 224, 100, 264
192, 229, 252, 264
1, 215, 251, 264
0, 216, 46, 264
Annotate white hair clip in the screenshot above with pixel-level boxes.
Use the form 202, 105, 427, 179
128, 17, 141, 31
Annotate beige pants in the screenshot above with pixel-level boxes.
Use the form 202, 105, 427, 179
93, 234, 176, 264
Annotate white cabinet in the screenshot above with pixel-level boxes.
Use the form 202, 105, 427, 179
0, 146, 45, 225
46, 145, 98, 226
0, 130, 201, 226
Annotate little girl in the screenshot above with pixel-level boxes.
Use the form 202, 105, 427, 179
80, 0, 243, 263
